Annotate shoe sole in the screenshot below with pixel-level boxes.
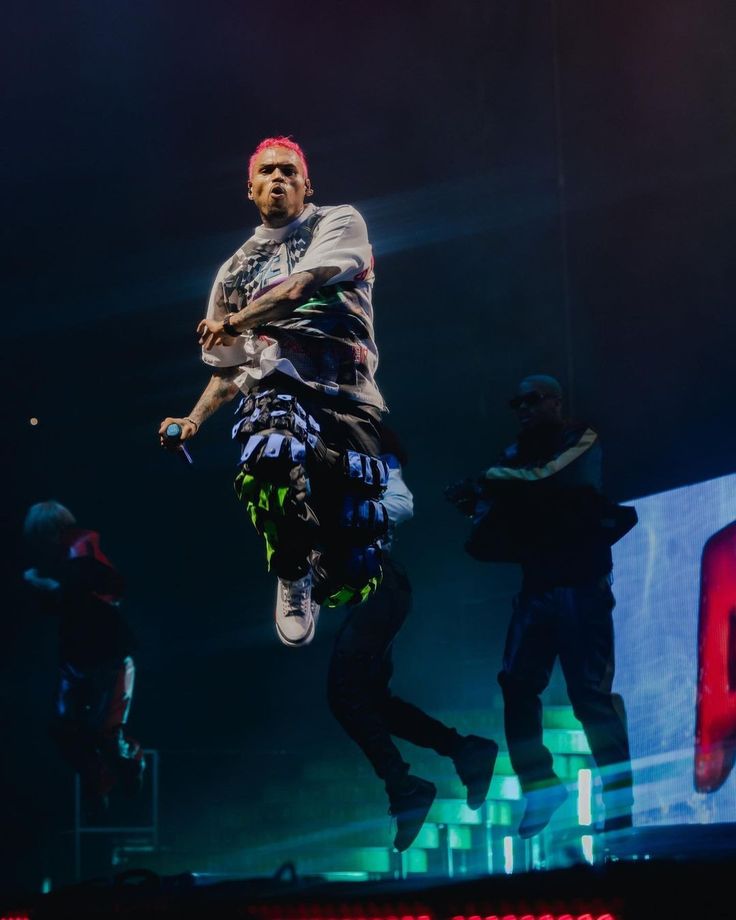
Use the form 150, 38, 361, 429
518, 785, 569, 838
275, 615, 316, 647
466, 740, 499, 810
392, 786, 437, 852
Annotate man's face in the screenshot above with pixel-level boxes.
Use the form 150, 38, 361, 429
509, 381, 563, 429
248, 146, 311, 228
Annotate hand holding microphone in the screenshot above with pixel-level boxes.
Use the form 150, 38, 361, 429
158, 417, 197, 464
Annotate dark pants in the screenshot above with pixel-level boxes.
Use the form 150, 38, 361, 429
327, 555, 461, 788
235, 375, 386, 605
498, 577, 633, 810
52, 656, 144, 799
250, 372, 383, 460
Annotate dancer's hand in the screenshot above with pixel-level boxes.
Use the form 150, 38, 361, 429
197, 318, 237, 351
444, 477, 481, 516
23, 568, 61, 592
158, 417, 198, 446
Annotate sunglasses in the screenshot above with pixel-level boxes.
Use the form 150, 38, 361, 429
508, 390, 555, 410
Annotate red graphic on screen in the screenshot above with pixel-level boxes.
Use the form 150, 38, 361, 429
695, 520, 736, 792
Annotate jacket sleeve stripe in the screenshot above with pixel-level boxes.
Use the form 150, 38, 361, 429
483, 427, 598, 482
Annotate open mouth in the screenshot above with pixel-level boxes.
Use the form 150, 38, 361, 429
270, 185, 286, 197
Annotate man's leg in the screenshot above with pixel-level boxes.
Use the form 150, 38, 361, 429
383, 693, 498, 810
558, 580, 634, 832
232, 386, 324, 645
51, 663, 109, 804
98, 657, 146, 796
308, 400, 389, 609
232, 383, 389, 644
327, 556, 435, 851
328, 557, 474, 783
327, 557, 412, 786
498, 589, 567, 837
232, 387, 319, 581
77, 657, 146, 798
371, 560, 497, 809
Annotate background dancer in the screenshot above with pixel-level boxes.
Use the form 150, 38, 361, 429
328, 428, 499, 851
22, 501, 144, 813
446, 374, 636, 838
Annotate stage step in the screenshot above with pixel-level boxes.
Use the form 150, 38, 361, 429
146, 708, 598, 881
216, 737, 596, 862
429, 799, 483, 826
544, 728, 592, 755
543, 705, 587, 730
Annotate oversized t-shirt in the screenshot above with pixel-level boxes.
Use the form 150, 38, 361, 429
201, 203, 385, 409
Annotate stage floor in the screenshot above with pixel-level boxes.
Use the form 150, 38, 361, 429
6, 823, 736, 920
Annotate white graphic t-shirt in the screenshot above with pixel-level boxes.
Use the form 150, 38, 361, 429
201, 203, 385, 409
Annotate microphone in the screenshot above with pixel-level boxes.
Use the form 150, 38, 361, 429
162, 422, 193, 464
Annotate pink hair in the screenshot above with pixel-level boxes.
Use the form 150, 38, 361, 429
248, 136, 309, 181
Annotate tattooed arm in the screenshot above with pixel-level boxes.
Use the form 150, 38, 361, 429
158, 367, 240, 442
197, 266, 340, 352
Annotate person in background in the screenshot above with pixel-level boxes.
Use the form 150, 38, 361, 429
446, 374, 636, 839
328, 427, 499, 851
22, 501, 144, 812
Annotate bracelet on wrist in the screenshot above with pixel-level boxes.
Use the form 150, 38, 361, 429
222, 317, 240, 337
184, 417, 199, 432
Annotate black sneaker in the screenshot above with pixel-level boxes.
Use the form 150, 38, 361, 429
452, 735, 499, 810
518, 782, 568, 838
387, 775, 437, 852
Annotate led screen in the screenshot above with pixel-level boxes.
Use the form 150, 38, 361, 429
612, 473, 736, 825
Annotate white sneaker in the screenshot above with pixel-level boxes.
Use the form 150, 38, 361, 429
274, 571, 320, 647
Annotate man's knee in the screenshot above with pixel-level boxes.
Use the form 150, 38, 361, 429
567, 684, 618, 726
232, 390, 318, 513
313, 543, 384, 607
498, 669, 519, 700
498, 669, 547, 701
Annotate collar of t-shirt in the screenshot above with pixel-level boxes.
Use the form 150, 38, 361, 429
252, 203, 317, 244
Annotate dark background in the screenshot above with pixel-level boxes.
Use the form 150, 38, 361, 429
2, 0, 735, 894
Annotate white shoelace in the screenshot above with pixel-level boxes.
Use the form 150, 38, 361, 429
280, 577, 311, 617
